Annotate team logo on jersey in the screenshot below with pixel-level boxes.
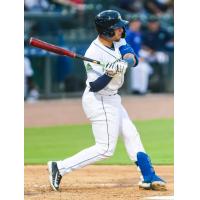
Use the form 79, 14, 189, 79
85, 63, 92, 72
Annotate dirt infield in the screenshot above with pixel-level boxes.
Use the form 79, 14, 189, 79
24, 165, 173, 200
24, 94, 173, 127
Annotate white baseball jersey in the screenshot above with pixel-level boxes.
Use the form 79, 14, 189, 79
84, 36, 126, 95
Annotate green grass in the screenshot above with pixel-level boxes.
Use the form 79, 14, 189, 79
24, 119, 174, 165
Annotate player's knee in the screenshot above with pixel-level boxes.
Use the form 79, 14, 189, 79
104, 147, 115, 157
96, 143, 115, 158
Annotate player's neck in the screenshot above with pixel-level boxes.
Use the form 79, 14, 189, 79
98, 35, 113, 48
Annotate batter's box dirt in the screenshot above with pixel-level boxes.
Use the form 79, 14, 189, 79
24, 165, 173, 200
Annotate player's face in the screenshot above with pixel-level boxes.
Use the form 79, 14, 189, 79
112, 27, 124, 41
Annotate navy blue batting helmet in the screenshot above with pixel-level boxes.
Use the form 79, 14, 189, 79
95, 10, 128, 38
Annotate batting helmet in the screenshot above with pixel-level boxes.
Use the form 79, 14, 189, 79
95, 10, 128, 38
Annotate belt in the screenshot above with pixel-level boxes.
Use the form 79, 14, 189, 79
96, 92, 117, 97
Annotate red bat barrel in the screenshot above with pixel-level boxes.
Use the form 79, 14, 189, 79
29, 37, 76, 58
29, 37, 103, 66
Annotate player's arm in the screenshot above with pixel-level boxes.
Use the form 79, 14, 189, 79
89, 63, 116, 92
119, 44, 139, 67
89, 74, 112, 92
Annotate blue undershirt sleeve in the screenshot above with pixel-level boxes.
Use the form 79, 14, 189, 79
123, 55, 139, 67
119, 44, 135, 56
119, 44, 139, 67
89, 74, 112, 92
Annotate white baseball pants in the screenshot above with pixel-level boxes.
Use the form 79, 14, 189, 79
57, 87, 145, 176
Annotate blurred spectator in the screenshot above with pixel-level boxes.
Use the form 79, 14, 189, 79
120, 0, 145, 13
126, 16, 153, 95
144, 0, 173, 16
52, 0, 85, 11
52, 0, 85, 23
24, 0, 52, 35
142, 15, 173, 62
24, 0, 50, 12
141, 15, 173, 92
24, 57, 39, 102
24, 0, 61, 35
48, 0, 63, 12
126, 16, 142, 57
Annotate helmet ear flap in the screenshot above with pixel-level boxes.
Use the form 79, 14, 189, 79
102, 28, 125, 39
107, 28, 115, 38
101, 28, 115, 38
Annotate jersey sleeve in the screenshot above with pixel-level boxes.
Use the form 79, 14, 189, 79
114, 38, 127, 49
84, 44, 105, 86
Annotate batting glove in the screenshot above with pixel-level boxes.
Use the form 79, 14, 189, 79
114, 60, 128, 74
104, 62, 118, 77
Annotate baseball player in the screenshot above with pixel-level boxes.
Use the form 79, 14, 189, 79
48, 10, 166, 192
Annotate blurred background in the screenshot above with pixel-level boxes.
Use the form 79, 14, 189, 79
24, 0, 174, 101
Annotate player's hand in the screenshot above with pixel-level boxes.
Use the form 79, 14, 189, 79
114, 60, 128, 74
104, 62, 117, 77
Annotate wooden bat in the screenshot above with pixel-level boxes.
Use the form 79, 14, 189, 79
29, 37, 105, 66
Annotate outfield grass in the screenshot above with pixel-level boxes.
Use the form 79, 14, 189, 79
24, 119, 174, 165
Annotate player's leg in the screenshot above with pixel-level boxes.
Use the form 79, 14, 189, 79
48, 93, 120, 191
48, 140, 114, 191
119, 105, 166, 190
56, 118, 120, 175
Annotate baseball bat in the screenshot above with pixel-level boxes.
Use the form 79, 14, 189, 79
29, 37, 104, 66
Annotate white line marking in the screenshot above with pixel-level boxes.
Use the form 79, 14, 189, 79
144, 196, 174, 200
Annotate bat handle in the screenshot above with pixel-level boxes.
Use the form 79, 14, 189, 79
75, 54, 105, 66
